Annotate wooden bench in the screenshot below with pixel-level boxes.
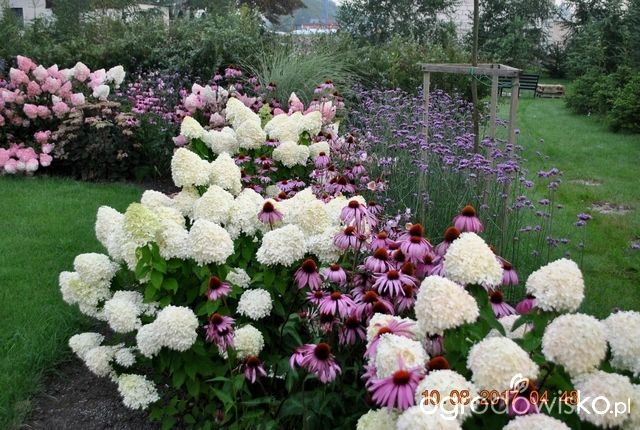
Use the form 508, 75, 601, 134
499, 73, 540, 97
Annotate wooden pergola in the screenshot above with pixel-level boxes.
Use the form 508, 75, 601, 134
420, 63, 522, 145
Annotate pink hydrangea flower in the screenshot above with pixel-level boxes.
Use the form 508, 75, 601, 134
36, 105, 51, 119
23, 104, 39, 119
73, 62, 91, 82
32, 65, 49, 82
27, 81, 42, 97
17, 55, 36, 72
39, 153, 53, 167
52, 102, 70, 117
9, 68, 30, 86
70, 93, 85, 106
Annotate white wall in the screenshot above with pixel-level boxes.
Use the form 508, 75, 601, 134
2, 0, 53, 23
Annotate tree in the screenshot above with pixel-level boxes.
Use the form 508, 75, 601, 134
628, 0, 640, 68
336, 0, 454, 43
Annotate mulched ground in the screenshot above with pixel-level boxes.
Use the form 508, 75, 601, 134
21, 358, 158, 430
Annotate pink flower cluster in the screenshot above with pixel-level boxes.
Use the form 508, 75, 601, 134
1, 55, 123, 175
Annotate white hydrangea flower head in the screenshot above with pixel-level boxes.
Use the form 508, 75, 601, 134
573, 370, 635, 428
256, 224, 307, 267
324, 195, 349, 224
59, 271, 111, 315
414, 276, 479, 336
141, 190, 176, 211
69, 332, 104, 360
234, 324, 264, 359
265, 185, 281, 197
542, 313, 607, 376
414, 370, 478, 423
226, 188, 264, 238
502, 414, 571, 430
309, 141, 330, 158
156, 224, 190, 260
374, 333, 428, 378
604, 311, 640, 376
356, 408, 398, 430
114, 347, 136, 367
306, 225, 343, 264
525, 258, 584, 312
123, 203, 161, 245
467, 336, 539, 392
73, 253, 118, 284
226, 267, 252, 289
103, 291, 147, 333
264, 114, 299, 142
235, 119, 267, 149
202, 127, 238, 154
117, 374, 159, 410
443, 233, 503, 287
284, 198, 330, 236
192, 185, 234, 225
136, 323, 163, 358
272, 141, 310, 167
298, 110, 322, 137
105, 65, 126, 86
396, 406, 462, 430
237, 288, 273, 320
180, 116, 206, 140
171, 147, 212, 188
623, 385, 640, 430
95, 206, 124, 250
84, 345, 117, 377
153, 305, 199, 352
210, 152, 242, 195
187, 219, 234, 266
172, 186, 200, 218
225, 97, 261, 129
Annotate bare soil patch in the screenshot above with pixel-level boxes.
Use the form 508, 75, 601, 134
591, 202, 632, 215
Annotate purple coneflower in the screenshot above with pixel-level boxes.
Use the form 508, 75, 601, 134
333, 225, 364, 250
327, 175, 356, 194
319, 312, 336, 332
369, 360, 423, 410
365, 318, 416, 358
341, 199, 374, 229
373, 269, 415, 298
424, 335, 444, 357
319, 291, 355, 317
501, 260, 519, 286
297, 342, 342, 383
364, 248, 390, 273
516, 294, 536, 314
427, 356, 450, 371
370, 231, 393, 251
234, 154, 251, 165
204, 313, 234, 349
306, 289, 326, 306
314, 151, 330, 168
367, 201, 383, 216
434, 227, 460, 257
354, 290, 394, 320
453, 205, 484, 233
399, 224, 432, 262
240, 356, 267, 384
507, 381, 540, 416
257, 201, 283, 228
416, 253, 439, 278
206, 276, 231, 301
321, 263, 347, 285
294, 259, 323, 290
339, 312, 366, 345
490, 290, 516, 318
390, 248, 407, 270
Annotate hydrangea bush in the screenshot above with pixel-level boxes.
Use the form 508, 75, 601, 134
0, 56, 124, 175
59, 96, 640, 429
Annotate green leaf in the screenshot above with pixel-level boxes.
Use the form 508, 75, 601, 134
144, 284, 158, 302
186, 377, 200, 397
150, 271, 163, 289
213, 388, 233, 405
152, 258, 167, 274
162, 277, 179, 294
264, 270, 276, 287
134, 259, 150, 280
172, 370, 185, 388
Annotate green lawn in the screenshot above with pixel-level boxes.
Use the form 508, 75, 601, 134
500, 95, 640, 316
0, 176, 141, 427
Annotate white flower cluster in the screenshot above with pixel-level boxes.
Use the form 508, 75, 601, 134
604, 311, 640, 376
272, 141, 310, 167
187, 219, 234, 266
84, 345, 119, 377
202, 127, 238, 154
502, 414, 571, 430
573, 370, 635, 428
123, 203, 161, 245
525, 258, 584, 312
59, 270, 111, 318
356, 408, 398, 430
226, 267, 252, 289
69, 332, 105, 360
396, 406, 462, 430
414, 276, 479, 336
233, 324, 264, 359
256, 224, 307, 267
225, 97, 261, 129
103, 290, 157, 333
73, 253, 119, 284
140, 190, 177, 211
209, 152, 242, 195
265, 111, 322, 143
171, 147, 212, 187
117, 374, 160, 410
180, 116, 206, 140
443, 233, 503, 287
136, 306, 198, 357
467, 336, 539, 392
374, 333, 428, 378
235, 119, 266, 149
172, 187, 200, 218
226, 188, 264, 238
414, 370, 478, 423
193, 185, 235, 225
237, 288, 273, 320
542, 313, 607, 376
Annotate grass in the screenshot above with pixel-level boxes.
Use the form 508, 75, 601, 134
0, 176, 141, 428
498, 93, 640, 317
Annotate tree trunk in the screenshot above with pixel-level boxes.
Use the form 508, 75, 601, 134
471, 0, 480, 152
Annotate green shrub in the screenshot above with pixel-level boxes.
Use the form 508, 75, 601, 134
608, 73, 640, 133
566, 67, 631, 116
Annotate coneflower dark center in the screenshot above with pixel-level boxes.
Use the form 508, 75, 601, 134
210, 313, 223, 324
387, 270, 400, 280
444, 227, 461, 242
461, 205, 476, 216
262, 201, 275, 213
409, 224, 424, 237
348, 200, 360, 209
363, 291, 379, 303
301, 259, 317, 273
337, 176, 348, 185
393, 370, 411, 385
503, 261, 513, 270
320, 313, 334, 324
372, 301, 390, 314
330, 291, 342, 301
428, 356, 450, 371
330, 263, 341, 271
345, 317, 360, 329
490, 291, 504, 304
209, 276, 222, 289
373, 248, 388, 260
344, 226, 356, 235
314, 343, 331, 360
246, 356, 261, 367
400, 262, 415, 276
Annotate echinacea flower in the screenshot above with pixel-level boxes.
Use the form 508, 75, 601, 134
399, 224, 432, 262
319, 291, 355, 317
204, 313, 234, 349
368, 359, 423, 410
453, 205, 484, 233
434, 227, 460, 257
306, 289, 326, 306
365, 317, 417, 358
240, 356, 267, 384
321, 263, 347, 285
298, 342, 341, 383
333, 226, 364, 250
367, 201, 383, 216
340, 199, 374, 230
489, 290, 516, 318
424, 335, 444, 357
206, 276, 231, 301
339, 312, 366, 345
257, 201, 283, 228
354, 290, 393, 319
370, 231, 393, 251
516, 294, 536, 314
364, 248, 390, 273
372, 269, 415, 298
314, 151, 330, 168
501, 260, 519, 286
294, 259, 322, 290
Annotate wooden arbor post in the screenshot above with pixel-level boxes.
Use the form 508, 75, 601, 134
419, 63, 521, 146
